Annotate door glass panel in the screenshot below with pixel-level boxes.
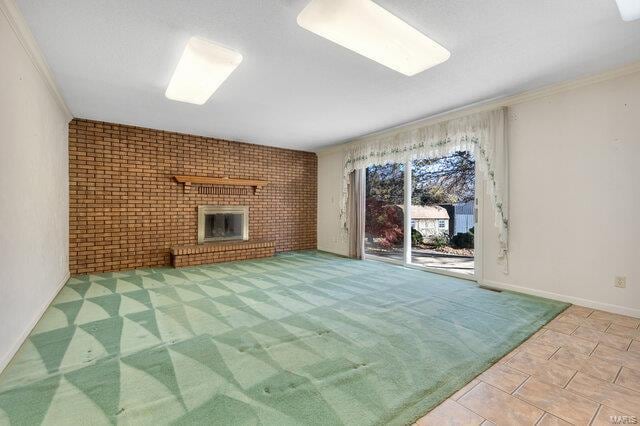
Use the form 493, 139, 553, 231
410, 151, 475, 276
364, 163, 404, 262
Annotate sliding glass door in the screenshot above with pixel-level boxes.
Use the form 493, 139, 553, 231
364, 152, 477, 279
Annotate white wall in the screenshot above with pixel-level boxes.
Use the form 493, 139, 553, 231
0, 1, 71, 371
318, 68, 640, 317
481, 71, 640, 317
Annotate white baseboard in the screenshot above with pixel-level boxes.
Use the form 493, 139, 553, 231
481, 279, 640, 319
0, 270, 70, 374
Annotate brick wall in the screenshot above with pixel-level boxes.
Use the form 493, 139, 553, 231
69, 119, 317, 274
171, 241, 276, 268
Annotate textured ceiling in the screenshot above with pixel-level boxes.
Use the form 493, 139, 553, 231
16, 0, 640, 151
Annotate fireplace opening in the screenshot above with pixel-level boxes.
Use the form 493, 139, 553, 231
198, 206, 248, 243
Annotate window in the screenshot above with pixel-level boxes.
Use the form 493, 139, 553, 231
438, 220, 446, 229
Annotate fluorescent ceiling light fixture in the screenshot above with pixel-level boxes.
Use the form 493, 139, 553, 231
615, 0, 640, 21
165, 37, 243, 105
296, 0, 450, 76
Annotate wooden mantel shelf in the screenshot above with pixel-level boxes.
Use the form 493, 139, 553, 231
174, 176, 268, 194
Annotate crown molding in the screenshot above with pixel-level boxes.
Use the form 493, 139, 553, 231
0, 0, 73, 122
316, 60, 640, 157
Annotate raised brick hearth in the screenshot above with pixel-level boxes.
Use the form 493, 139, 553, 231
69, 119, 317, 274
171, 241, 275, 267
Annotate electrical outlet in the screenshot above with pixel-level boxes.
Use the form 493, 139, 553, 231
614, 276, 626, 288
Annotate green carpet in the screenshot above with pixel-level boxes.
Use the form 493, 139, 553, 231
0, 251, 567, 425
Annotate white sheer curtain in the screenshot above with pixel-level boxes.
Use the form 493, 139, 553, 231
341, 107, 509, 268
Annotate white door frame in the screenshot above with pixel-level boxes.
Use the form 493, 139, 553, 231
403, 161, 412, 265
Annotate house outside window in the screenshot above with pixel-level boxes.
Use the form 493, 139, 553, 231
438, 219, 446, 229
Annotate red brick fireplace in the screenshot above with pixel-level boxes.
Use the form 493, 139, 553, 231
69, 119, 317, 274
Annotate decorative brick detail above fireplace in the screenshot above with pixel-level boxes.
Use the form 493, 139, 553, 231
170, 241, 275, 267
69, 119, 317, 274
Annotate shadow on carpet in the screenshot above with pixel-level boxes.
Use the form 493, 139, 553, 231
0, 251, 568, 425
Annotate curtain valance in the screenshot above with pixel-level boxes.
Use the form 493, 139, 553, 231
340, 107, 509, 262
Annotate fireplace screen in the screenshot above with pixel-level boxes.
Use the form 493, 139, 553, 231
198, 206, 248, 243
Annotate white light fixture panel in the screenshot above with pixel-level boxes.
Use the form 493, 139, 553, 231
165, 37, 243, 105
615, 0, 640, 21
297, 0, 450, 76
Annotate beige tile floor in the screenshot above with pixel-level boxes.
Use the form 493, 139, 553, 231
416, 305, 640, 425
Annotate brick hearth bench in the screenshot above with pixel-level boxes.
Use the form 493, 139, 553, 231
170, 240, 275, 267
